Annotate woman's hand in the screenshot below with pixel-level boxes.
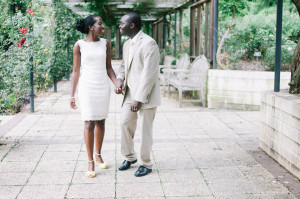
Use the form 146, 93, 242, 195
70, 97, 77, 109
115, 79, 124, 94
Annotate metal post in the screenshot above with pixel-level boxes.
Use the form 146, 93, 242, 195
28, 4, 34, 112
53, 0, 57, 92
29, 56, 34, 112
119, 29, 122, 58
54, 76, 57, 92
67, 37, 70, 81
274, 0, 283, 92
163, 16, 167, 49
213, 0, 218, 69
174, 9, 177, 57
146, 22, 150, 35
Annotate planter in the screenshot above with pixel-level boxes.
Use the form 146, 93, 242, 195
207, 69, 291, 110
260, 90, 300, 179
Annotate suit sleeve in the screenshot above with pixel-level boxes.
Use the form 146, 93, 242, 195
117, 43, 126, 81
134, 40, 160, 103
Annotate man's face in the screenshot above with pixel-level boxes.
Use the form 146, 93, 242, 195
119, 15, 131, 36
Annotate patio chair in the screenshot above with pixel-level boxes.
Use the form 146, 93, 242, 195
159, 53, 190, 96
165, 55, 209, 107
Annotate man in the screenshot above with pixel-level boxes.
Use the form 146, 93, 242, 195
115, 12, 161, 177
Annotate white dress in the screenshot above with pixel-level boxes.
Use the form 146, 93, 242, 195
77, 38, 111, 121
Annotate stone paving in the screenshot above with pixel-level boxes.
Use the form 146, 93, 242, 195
0, 61, 299, 199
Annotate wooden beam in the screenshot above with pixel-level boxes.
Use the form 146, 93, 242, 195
190, 0, 209, 8
159, 21, 164, 49
104, 28, 111, 44
115, 28, 121, 59
179, 8, 184, 52
190, 6, 195, 56
152, 23, 158, 43
204, 2, 209, 58
196, 5, 202, 56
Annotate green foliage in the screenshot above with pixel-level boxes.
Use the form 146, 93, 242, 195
51, 0, 81, 80
0, 0, 81, 114
218, 7, 299, 70
251, 0, 295, 14
171, 59, 177, 65
8, 0, 29, 15
264, 40, 296, 71
219, 0, 249, 19
86, 0, 155, 27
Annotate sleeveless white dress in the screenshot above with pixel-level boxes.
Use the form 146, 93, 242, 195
77, 38, 111, 121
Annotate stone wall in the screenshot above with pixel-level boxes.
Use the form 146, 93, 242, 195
207, 70, 291, 110
260, 90, 300, 179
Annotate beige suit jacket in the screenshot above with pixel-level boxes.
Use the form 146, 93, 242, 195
118, 31, 161, 109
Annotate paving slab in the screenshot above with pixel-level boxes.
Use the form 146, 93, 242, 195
0, 186, 23, 199
0, 60, 299, 198
17, 185, 68, 199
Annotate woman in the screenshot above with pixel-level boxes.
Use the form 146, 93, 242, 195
70, 15, 117, 178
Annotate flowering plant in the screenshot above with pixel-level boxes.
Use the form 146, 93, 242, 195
0, 0, 81, 113
20, 27, 27, 34
18, 38, 26, 47
27, 8, 35, 15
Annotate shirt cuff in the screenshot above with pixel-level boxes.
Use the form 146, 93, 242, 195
116, 75, 124, 81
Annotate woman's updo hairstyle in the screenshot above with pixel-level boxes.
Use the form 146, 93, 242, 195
76, 15, 98, 34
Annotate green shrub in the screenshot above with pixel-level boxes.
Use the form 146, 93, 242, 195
218, 9, 299, 70
0, 0, 81, 114
264, 40, 296, 71
171, 59, 177, 65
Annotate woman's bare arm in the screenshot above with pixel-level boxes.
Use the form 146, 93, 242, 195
70, 42, 81, 109
106, 40, 117, 86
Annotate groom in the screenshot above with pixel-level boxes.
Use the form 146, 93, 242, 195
115, 12, 161, 177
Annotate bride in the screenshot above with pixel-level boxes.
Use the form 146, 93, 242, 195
70, 15, 117, 178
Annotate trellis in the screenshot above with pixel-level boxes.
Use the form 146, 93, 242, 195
189, 0, 215, 61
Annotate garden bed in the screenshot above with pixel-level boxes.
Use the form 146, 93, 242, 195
207, 69, 291, 110
260, 90, 300, 179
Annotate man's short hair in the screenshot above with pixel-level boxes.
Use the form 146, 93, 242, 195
126, 12, 142, 30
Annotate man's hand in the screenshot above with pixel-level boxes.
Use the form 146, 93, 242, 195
131, 100, 142, 112
115, 79, 124, 94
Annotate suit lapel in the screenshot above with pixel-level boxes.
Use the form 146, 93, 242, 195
127, 32, 144, 70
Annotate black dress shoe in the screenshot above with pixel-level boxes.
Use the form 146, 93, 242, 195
118, 160, 137, 171
134, 166, 152, 177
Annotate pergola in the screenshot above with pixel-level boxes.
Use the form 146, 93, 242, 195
28, 0, 285, 112
64, 0, 283, 92
64, 0, 218, 63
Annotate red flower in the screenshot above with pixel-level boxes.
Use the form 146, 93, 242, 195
20, 27, 27, 34
28, 9, 35, 15
18, 38, 26, 47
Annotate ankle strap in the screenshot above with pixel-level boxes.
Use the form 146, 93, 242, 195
95, 152, 101, 155
88, 160, 94, 163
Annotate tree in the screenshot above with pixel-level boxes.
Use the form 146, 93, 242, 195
289, 0, 300, 94
216, 0, 248, 69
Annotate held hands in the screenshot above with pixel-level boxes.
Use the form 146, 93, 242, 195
131, 100, 141, 112
114, 79, 141, 112
114, 79, 124, 95
70, 97, 77, 109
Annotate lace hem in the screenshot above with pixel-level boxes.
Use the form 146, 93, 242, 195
81, 114, 108, 121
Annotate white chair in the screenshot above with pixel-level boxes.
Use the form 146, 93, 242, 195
159, 53, 190, 96
165, 55, 209, 107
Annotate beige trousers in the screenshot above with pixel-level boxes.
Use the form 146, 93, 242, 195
121, 90, 157, 169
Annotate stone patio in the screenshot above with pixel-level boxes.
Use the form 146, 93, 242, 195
0, 60, 299, 199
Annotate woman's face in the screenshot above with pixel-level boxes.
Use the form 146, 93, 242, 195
91, 17, 104, 36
